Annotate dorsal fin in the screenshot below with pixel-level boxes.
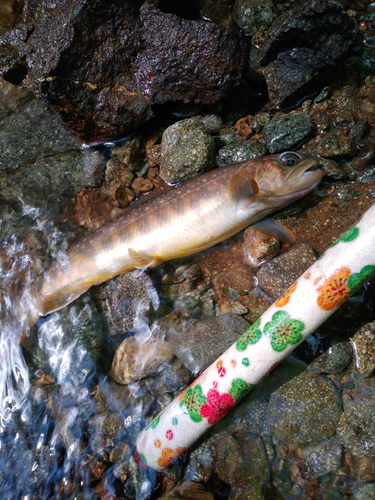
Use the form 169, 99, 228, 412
229, 170, 259, 209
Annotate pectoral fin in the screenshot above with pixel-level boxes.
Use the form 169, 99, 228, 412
230, 170, 259, 209
251, 219, 296, 245
128, 248, 156, 269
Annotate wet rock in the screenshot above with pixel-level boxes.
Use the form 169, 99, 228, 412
1, 151, 87, 214
217, 126, 243, 147
313, 86, 331, 104
160, 482, 214, 500
82, 150, 106, 188
98, 270, 159, 335
256, 243, 316, 299
168, 313, 250, 373
0, 77, 34, 119
0, 98, 79, 173
262, 113, 316, 153
173, 288, 217, 319
160, 119, 216, 184
213, 431, 269, 497
111, 136, 145, 170
308, 338, 352, 374
242, 227, 280, 268
217, 138, 267, 166
250, 112, 270, 133
300, 436, 343, 479
32, 295, 108, 389
352, 483, 375, 500
143, 357, 190, 405
259, 0, 360, 108
351, 321, 375, 377
349, 118, 370, 142
27, 0, 247, 141
268, 372, 342, 447
110, 336, 174, 385
193, 114, 223, 134
232, 0, 276, 36
314, 128, 356, 158
337, 398, 375, 480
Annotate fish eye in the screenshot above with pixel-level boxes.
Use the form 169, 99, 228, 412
279, 152, 300, 167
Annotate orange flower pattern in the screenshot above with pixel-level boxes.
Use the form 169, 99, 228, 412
316, 267, 351, 311
157, 447, 186, 468
275, 282, 298, 307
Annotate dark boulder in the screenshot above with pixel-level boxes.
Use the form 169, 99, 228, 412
259, 0, 360, 109
0, 0, 249, 141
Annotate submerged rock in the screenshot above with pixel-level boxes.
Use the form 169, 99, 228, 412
110, 336, 174, 385
160, 482, 213, 500
160, 119, 216, 184
98, 269, 159, 335
268, 372, 342, 447
337, 397, 375, 480
168, 313, 250, 373
300, 436, 343, 479
259, 0, 360, 108
262, 113, 316, 153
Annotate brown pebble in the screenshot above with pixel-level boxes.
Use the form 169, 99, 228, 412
243, 227, 280, 268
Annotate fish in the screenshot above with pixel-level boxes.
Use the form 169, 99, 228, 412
22, 151, 323, 329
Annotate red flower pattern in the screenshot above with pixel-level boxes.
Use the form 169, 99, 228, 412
199, 388, 235, 424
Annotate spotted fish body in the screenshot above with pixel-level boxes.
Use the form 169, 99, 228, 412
31, 152, 322, 322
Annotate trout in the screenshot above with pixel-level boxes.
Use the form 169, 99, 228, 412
23, 152, 323, 328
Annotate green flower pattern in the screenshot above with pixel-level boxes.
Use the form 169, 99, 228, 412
229, 378, 253, 400
264, 311, 305, 352
331, 226, 359, 247
236, 319, 262, 351
348, 265, 375, 293
180, 385, 207, 422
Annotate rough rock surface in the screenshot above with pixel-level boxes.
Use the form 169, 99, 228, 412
268, 372, 342, 447
159, 119, 216, 184
0, 0, 249, 141
308, 339, 353, 374
259, 0, 360, 108
351, 321, 375, 377
168, 313, 250, 373
262, 113, 316, 153
110, 336, 174, 384
256, 243, 316, 299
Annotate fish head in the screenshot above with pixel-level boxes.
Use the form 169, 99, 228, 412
247, 152, 323, 208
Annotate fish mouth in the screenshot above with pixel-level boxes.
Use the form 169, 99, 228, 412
285, 158, 324, 199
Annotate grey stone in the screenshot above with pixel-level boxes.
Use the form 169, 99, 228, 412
262, 113, 316, 153
257, 243, 316, 299
217, 139, 267, 166
259, 0, 360, 107
232, 0, 276, 36
268, 372, 342, 447
160, 119, 216, 184
301, 437, 343, 478
168, 313, 250, 373
97, 270, 159, 335
0, 98, 79, 173
308, 339, 352, 374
